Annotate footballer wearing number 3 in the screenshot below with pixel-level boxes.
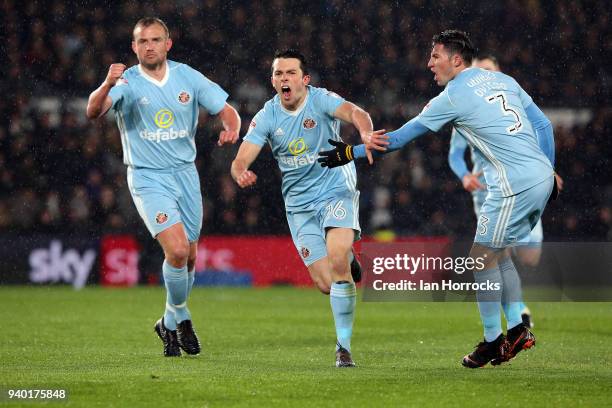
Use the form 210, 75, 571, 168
320, 30, 558, 368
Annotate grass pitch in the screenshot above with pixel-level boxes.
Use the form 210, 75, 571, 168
1, 286, 611, 407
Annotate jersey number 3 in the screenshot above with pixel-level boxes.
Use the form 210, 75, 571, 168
486, 92, 522, 134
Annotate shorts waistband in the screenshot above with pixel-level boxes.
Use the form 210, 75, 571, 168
128, 162, 195, 174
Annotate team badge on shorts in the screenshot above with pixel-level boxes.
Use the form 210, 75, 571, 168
302, 118, 317, 129
177, 91, 191, 104
155, 212, 169, 224
300, 247, 311, 259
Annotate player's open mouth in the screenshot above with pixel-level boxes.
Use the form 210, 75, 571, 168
281, 86, 291, 98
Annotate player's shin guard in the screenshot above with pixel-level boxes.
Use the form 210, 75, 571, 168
474, 266, 503, 342
162, 260, 191, 324
499, 256, 524, 330
330, 281, 356, 352
163, 292, 178, 331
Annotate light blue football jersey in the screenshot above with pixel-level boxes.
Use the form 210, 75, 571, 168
244, 85, 357, 211
418, 68, 553, 197
109, 60, 228, 169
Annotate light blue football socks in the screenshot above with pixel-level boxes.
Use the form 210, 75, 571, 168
499, 256, 524, 330
162, 260, 191, 326
474, 266, 503, 342
187, 268, 195, 297
330, 281, 356, 352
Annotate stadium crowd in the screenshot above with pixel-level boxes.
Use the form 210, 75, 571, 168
1, 0, 610, 240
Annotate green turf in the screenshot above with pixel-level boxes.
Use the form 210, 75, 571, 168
1, 287, 611, 407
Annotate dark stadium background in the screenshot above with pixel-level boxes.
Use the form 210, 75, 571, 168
0, 0, 610, 286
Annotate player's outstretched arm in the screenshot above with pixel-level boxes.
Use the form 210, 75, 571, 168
318, 117, 429, 168
216, 103, 241, 146
231, 141, 262, 188
86, 63, 126, 119
333, 101, 388, 165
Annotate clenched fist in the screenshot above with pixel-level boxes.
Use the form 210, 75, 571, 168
217, 130, 239, 146
104, 63, 126, 87
235, 170, 257, 188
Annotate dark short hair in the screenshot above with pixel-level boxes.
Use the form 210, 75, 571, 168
272, 49, 309, 75
475, 53, 499, 67
133, 17, 170, 39
432, 30, 475, 65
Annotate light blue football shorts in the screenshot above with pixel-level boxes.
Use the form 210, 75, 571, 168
286, 191, 361, 266
127, 163, 203, 243
473, 188, 544, 247
474, 175, 553, 249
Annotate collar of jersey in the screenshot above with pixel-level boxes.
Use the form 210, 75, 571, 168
279, 88, 309, 116
138, 61, 170, 87
455, 67, 476, 80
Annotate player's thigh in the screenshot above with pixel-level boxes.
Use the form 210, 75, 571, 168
286, 210, 327, 267
175, 165, 203, 243
127, 167, 183, 239
325, 227, 355, 262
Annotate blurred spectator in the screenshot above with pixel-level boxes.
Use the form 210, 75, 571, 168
0, 1, 610, 240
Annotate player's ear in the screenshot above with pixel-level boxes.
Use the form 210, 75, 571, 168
453, 54, 463, 68
165, 38, 173, 52
131, 40, 137, 55
303, 74, 311, 86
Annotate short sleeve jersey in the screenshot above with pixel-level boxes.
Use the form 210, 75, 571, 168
244, 86, 357, 211
417, 68, 553, 197
109, 60, 228, 169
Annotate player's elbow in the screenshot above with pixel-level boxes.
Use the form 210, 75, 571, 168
86, 101, 106, 120
351, 105, 369, 122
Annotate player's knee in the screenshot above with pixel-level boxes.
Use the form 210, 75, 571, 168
519, 252, 541, 268
327, 251, 349, 274
165, 243, 190, 266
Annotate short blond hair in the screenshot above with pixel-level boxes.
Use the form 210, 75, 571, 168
133, 17, 170, 39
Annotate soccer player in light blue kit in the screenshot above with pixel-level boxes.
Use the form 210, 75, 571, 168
231, 50, 385, 367
86, 18, 241, 357
320, 30, 557, 367
448, 54, 560, 329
